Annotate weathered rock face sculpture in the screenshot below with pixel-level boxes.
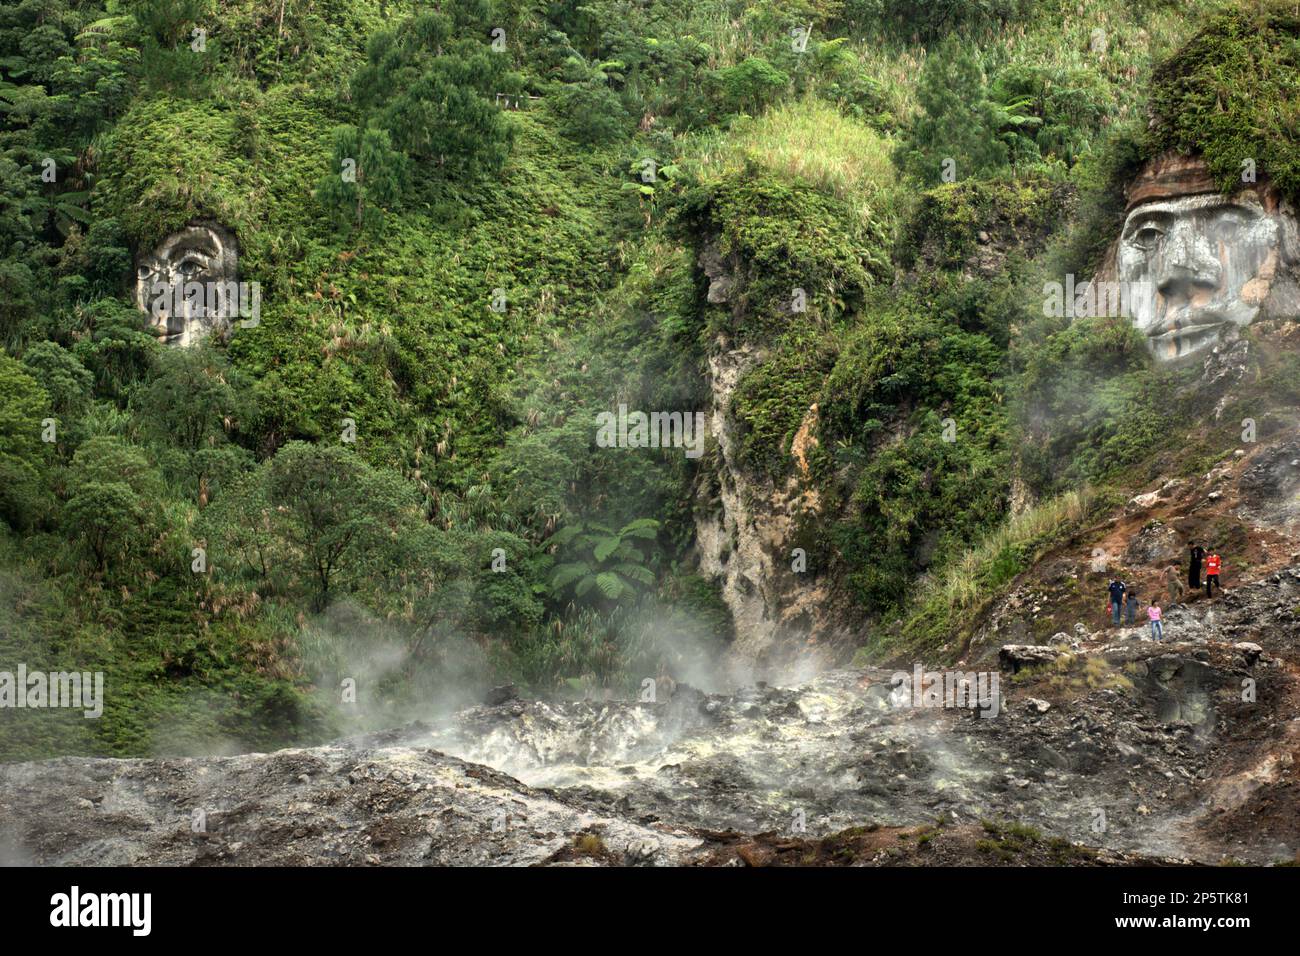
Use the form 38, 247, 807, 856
1100, 153, 1300, 362
134, 223, 240, 347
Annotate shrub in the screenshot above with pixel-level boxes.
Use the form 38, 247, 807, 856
1148, 2, 1300, 203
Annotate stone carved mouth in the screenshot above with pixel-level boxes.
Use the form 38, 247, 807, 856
1148, 313, 1225, 341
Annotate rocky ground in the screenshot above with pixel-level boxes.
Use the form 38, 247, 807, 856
3, 568, 1295, 865
0, 731, 702, 866
944, 401, 1300, 865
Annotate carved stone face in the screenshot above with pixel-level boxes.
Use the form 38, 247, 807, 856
134, 223, 239, 347
1118, 194, 1286, 360
1111, 156, 1299, 361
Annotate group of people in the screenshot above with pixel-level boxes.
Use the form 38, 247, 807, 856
1104, 543, 1225, 642
1106, 579, 1164, 640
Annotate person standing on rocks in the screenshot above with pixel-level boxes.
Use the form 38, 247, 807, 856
1164, 564, 1185, 604
1125, 587, 1139, 625
1205, 551, 1222, 597
1189, 543, 1205, 589
1147, 601, 1164, 642
1108, 578, 1127, 626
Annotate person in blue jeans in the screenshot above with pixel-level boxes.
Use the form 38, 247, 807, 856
1108, 579, 1127, 626
1148, 602, 1164, 641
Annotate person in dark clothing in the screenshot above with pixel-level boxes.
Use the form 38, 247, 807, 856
1125, 589, 1138, 625
1188, 544, 1205, 589
1108, 579, 1127, 626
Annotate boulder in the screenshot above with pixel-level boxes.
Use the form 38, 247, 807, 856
1124, 521, 1181, 566
484, 684, 520, 706
999, 644, 1066, 674
1125, 491, 1160, 514
1232, 642, 1263, 666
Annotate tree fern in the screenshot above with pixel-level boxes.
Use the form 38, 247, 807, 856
594, 572, 624, 600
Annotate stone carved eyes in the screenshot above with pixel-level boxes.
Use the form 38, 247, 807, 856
1129, 223, 1165, 252
134, 224, 240, 346
1207, 211, 1250, 243
1123, 205, 1262, 255
140, 251, 212, 281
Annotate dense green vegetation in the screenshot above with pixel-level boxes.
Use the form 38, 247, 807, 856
2, 0, 1292, 758
1149, 2, 1300, 203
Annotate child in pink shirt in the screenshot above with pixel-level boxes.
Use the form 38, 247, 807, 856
1147, 602, 1163, 642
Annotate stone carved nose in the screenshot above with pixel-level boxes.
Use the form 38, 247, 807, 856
1156, 220, 1220, 301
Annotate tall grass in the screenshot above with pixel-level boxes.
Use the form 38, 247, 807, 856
927, 487, 1094, 614
860, 487, 1096, 663
687, 97, 901, 228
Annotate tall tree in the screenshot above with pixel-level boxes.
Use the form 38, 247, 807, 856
350, 1, 517, 179
62, 436, 163, 572
317, 125, 407, 232
0, 353, 50, 529
895, 38, 1008, 186
262, 442, 422, 608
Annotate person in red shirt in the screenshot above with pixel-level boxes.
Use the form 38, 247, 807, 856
1205, 551, 1222, 597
